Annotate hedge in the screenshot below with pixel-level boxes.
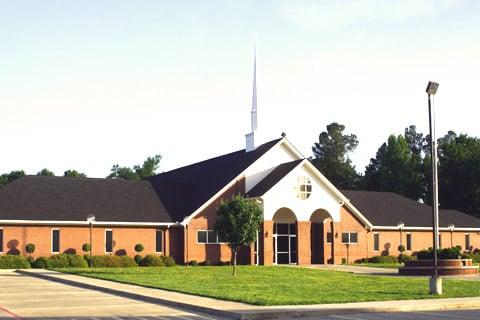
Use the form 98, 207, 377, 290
368, 255, 398, 264
91, 255, 137, 267
139, 254, 165, 267
0, 255, 31, 269
417, 247, 463, 260
48, 254, 88, 268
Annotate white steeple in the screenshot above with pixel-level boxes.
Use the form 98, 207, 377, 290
246, 31, 258, 152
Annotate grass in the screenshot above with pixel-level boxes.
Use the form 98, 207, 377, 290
57, 266, 480, 306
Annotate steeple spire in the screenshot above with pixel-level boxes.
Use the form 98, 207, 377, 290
246, 30, 259, 152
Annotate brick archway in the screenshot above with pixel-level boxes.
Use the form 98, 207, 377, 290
310, 209, 334, 264
272, 208, 297, 264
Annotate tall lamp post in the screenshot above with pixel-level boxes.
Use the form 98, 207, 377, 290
87, 214, 95, 268
448, 224, 455, 248
397, 222, 405, 252
426, 81, 441, 295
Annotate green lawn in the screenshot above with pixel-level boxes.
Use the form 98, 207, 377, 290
57, 266, 480, 306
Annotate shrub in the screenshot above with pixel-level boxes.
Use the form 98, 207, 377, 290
341, 258, 347, 265
398, 253, 415, 263
416, 247, 463, 260
67, 254, 88, 268
25, 243, 35, 255
161, 256, 176, 267
48, 254, 71, 268
200, 260, 212, 266
90, 255, 136, 267
0, 255, 31, 269
368, 255, 398, 264
416, 249, 432, 260
82, 243, 91, 253
32, 256, 50, 269
398, 245, 405, 253
140, 255, 165, 267
134, 243, 144, 253
134, 255, 143, 265
83, 254, 91, 266
190, 260, 198, 266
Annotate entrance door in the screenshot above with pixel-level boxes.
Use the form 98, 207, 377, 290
273, 223, 297, 264
311, 223, 324, 264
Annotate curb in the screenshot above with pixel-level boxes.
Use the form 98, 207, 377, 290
16, 269, 480, 320
15, 270, 240, 319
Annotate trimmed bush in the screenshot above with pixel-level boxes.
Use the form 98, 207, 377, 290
25, 243, 35, 255
134, 243, 144, 253
161, 255, 176, 267
0, 255, 31, 269
82, 243, 91, 253
368, 255, 398, 264
416, 247, 463, 260
398, 245, 405, 253
67, 254, 88, 268
32, 256, 50, 269
190, 260, 198, 266
398, 253, 415, 263
91, 255, 137, 268
134, 255, 142, 265
48, 254, 71, 268
200, 260, 212, 266
139, 255, 165, 267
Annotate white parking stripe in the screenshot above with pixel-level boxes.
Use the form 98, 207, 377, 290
330, 315, 367, 320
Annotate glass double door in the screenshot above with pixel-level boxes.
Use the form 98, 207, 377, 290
273, 223, 297, 264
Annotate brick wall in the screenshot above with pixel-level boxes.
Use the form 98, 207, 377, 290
0, 225, 169, 258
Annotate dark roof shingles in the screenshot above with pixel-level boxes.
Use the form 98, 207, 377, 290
342, 190, 480, 228
247, 160, 303, 197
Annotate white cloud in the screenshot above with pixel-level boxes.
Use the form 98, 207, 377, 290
280, 0, 460, 31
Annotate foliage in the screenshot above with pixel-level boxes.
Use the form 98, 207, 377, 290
0, 255, 31, 269
368, 255, 398, 264
0, 170, 26, 188
214, 195, 263, 275
398, 253, 415, 263
107, 155, 162, 180
398, 245, 405, 253
25, 243, 36, 254
134, 255, 143, 265
161, 256, 176, 267
134, 243, 144, 253
139, 254, 165, 267
189, 260, 198, 266
91, 255, 137, 268
82, 243, 91, 253
311, 122, 360, 189
61, 266, 480, 306
416, 247, 462, 260
37, 168, 55, 176
48, 254, 88, 268
364, 128, 426, 201
64, 170, 87, 178
32, 256, 50, 269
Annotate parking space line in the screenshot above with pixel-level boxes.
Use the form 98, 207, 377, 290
0, 306, 22, 320
418, 311, 480, 319
330, 315, 367, 320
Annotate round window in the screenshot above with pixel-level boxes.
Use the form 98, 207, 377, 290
295, 176, 312, 200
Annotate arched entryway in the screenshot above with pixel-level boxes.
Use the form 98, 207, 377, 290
310, 209, 333, 264
272, 208, 297, 264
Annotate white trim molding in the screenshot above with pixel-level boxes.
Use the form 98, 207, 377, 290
372, 226, 480, 232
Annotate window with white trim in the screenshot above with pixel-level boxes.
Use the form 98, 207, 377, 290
406, 233, 412, 251
155, 229, 163, 253
197, 230, 223, 244
295, 176, 312, 200
373, 232, 379, 251
0, 228, 3, 253
52, 229, 60, 253
465, 233, 471, 251
341, 232, 358, 244
105, 229, 113, 253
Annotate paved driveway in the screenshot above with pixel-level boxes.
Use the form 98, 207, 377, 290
0, 270, 220, 320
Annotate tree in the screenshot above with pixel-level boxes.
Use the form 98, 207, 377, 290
64, 170, 87, 178
0, 170, 26, 188
214, 195, 263, 275
438, 134, 480, 217
364, 133, 425, 201
37, 168, 55, 176
311, 122, 360, 189
107, 155, 162, 180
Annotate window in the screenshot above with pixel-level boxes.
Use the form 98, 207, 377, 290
373, 233, 379, 251
52, 229, 60, 253
406, 233, 412, 251
197, 230, 222, 244
326, 232, 333, 244
439, 234, 442, 249
105, 230, 113, 253
155, 229, 163, 253
295, 176, 312, 200
0, 228, 3, 253
341, 232, 358, 244
465, 234, 471, 251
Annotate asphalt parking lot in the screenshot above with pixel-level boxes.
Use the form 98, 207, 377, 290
0, 270, 221, 320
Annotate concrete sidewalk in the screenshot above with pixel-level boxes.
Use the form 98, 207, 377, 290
17, 269, 480, 320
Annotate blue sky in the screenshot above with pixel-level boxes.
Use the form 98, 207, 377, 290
1, 1, 480, 177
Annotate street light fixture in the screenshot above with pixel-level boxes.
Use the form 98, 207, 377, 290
86, 214, 95, 268
397, 222, 405, 251
426, 81, 441, 295
448, 224, 455, 248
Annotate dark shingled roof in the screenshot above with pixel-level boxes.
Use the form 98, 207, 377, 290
0, 176, 172, 223
149, 138, 282, 222
342, 190, 480, 228
247, 160, 303, 197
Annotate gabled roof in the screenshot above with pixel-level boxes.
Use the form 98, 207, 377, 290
342, 190, 480, 229
149, 138, 282, 222
0, 176, 172, 223
247, 160, 303, 197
